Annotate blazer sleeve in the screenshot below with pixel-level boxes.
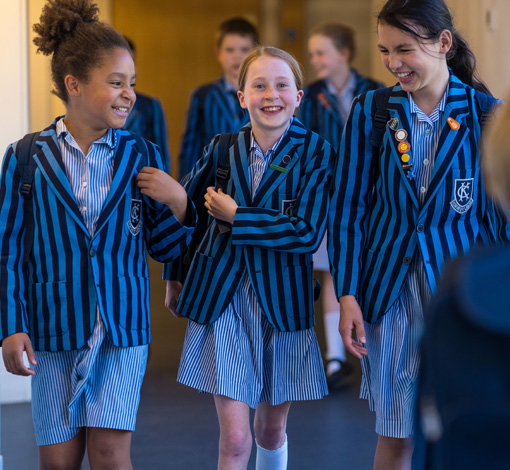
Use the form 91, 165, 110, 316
163, 137, 217, 281
140, 140, 196, 263
231, 135, 334, 254
327, 93, 376, 298
178, 89, 204, 181
0, 143, 30, 341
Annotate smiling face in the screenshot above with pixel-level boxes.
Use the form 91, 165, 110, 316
68, 47, 136, 135
216, 33, 255, 86
238, 54, 303, 144
377, 22, 451, 101
308, 34, 349, 81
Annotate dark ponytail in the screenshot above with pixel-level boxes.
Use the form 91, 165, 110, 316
377, 0, 491, 95
33, 0, 130, 103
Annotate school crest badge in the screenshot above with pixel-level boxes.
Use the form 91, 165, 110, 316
127, 199, 142, 235
450, 178, 474, 214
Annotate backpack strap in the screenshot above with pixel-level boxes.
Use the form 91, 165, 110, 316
215, 133, 235, 233
475, 91, 497, 129
369, 87, 393, 148
17, 132, 40, 264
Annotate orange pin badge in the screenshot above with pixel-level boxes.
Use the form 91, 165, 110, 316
447, 117, 460, 131
401, 153, 410, 163
398, 141, 411, 153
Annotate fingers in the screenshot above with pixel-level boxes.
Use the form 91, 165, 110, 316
2, 334, 36, 376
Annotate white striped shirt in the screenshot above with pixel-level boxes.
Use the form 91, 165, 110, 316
56, 118, 116, 235
248, 119, 292, 198
409, 90, 447, 204
326, 70, 357, 123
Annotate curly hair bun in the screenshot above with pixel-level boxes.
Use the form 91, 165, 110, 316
33, 0, 99, 56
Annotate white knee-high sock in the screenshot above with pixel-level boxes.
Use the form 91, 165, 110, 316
324, 311, 346, 374
255, 434, 288, 470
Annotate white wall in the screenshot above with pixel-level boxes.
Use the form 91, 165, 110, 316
0, 0, 32, 409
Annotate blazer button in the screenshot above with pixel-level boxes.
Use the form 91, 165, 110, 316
90, 249, 96, 257
403, 256, 412, 265
417, 224, 424, 233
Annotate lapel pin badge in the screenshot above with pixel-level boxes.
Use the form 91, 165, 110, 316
282, 155, 291, 165
395, 129, 408, 142
387, 117, 399, 130
270, 164, 288, 173
401, 153, 410, 163
398, 141, 411, 153
447, 117, 460, 131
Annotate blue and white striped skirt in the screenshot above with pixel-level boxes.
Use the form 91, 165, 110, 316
360, 256, 431, 438
31, 311, 148, 446
177, 275, 328, 408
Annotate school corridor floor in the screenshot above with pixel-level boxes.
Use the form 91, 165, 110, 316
1, 360, 377, 469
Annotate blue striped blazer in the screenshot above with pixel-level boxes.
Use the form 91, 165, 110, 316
299, 70, 385, 150
0, 119, 195, 351
178, 76, 250, 180
124, 91, 171, 172
328, 73, 509, 324
165, 118, 334, 331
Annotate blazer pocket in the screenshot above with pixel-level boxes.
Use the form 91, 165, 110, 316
441, 168, 479, 222
32, 281, 69, 339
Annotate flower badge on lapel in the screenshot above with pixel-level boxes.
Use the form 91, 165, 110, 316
127, 199, 142, 235
317, 92, 331, 109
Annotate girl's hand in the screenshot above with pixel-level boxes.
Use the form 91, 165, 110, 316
165, 280, 184, 318
137, 167, 188, 224
2, 333, 36, 376
204, 187, 237, 224
338, 295, 368, 359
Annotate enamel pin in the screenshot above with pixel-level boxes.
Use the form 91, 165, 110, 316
387, 117, 399, 130
447, 117, 460, 131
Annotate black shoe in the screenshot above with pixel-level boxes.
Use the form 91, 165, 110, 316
325, 359, 353, 389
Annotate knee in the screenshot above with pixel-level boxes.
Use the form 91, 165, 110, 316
220, 428, 252, 458
88, 441, 132, 470
254, 420, 286, 450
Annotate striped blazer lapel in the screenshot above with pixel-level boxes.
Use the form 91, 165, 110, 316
252, 119, 306, 208
386, 90, 420, 209
422, 80, 470, 211
94, 132, 142, 234
33, 129, 89, 234
230, 128, 252, 207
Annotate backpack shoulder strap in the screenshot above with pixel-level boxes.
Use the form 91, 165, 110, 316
17, 132, 40, 264
475, 91, 497, 129
215, 133, 236, 233
369, 87, 393, 148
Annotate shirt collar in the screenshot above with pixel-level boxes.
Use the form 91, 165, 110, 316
325, 71, 356, 100
56, 117, 117, 151
249, 117, 293, 158
408, 87, 448, 123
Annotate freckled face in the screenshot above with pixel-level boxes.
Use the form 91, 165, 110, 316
75, 47, 136, 132
238, 55, 303, 139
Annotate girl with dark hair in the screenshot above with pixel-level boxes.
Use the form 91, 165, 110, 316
299, 24, 384, 389
0, 0, 194, 468
328, 0, 508, 468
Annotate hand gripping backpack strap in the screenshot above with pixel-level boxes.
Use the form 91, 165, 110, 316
17, 132, 40, 264
215, 133, 235, 233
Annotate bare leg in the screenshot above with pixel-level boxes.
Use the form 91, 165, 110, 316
38, 429, 86, 470
253, 401, 291, 450
374, 436, 413, 470
87, 428, 133, 470
214, 395, 252, 470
